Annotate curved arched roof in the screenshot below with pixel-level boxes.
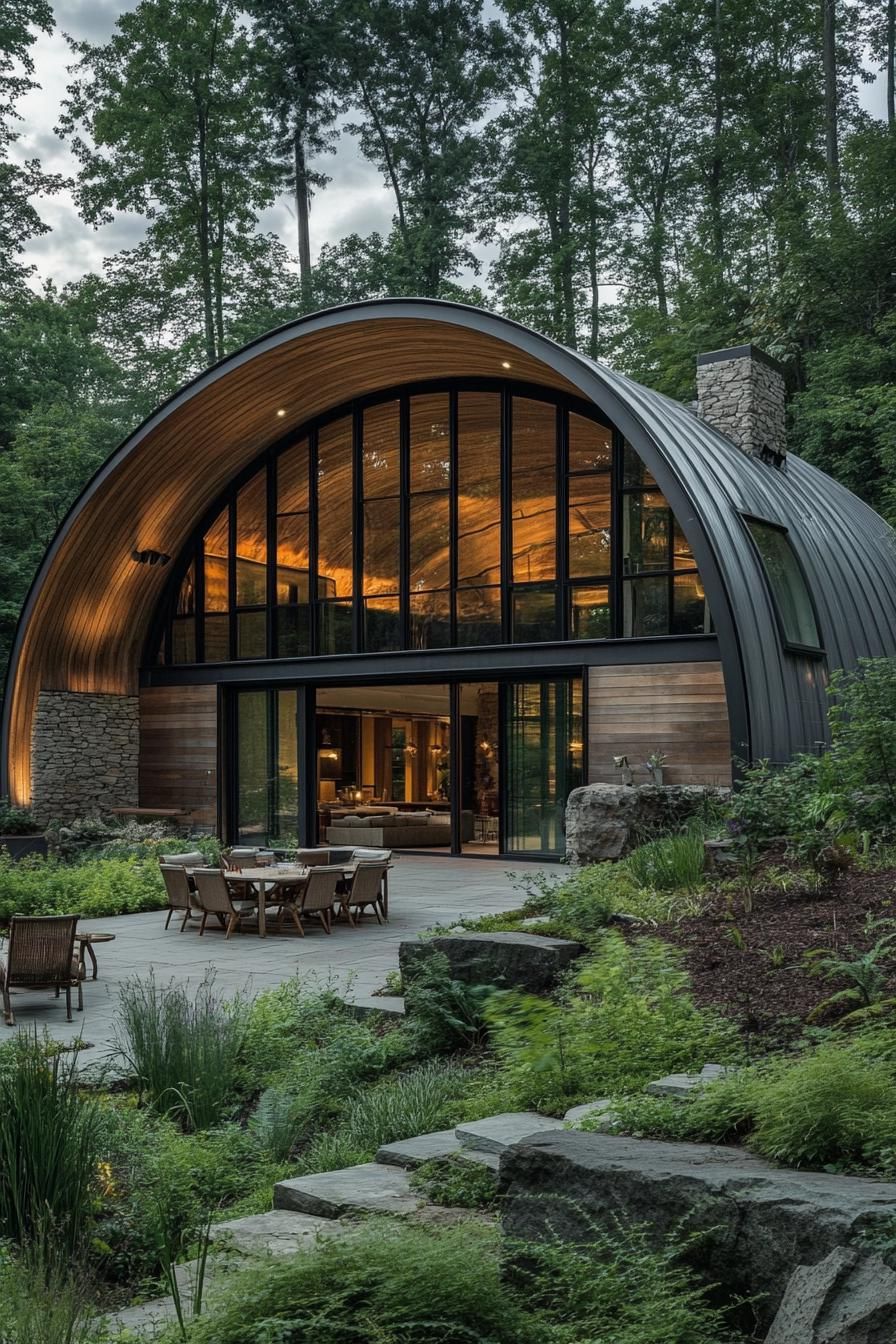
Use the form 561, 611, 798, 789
5, 297, 896, 802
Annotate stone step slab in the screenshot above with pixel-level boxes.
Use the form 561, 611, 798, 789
209, 1208, 349, 1255
376, 1128, 500, 1170
274, 1161, 421, 1218
563, 1099, 615, 1128
455, 1112, 565, 1154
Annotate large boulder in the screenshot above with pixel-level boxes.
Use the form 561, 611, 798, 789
765, 1246, 896, 1343
399, 932, 584, 995
498, 1131, 896, 1330
564, 782, 728, 863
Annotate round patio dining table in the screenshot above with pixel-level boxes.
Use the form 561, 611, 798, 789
226, 863, 357, 937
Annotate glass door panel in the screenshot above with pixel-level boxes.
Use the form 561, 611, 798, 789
234, 688, 300, 844
236, 690, 268, 843
504, 678, 582, 854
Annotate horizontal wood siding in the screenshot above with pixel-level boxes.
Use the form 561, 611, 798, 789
587, 661, 732, 787
139, 685, 218, 829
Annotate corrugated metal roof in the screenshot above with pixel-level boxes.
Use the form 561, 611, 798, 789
575, 354, 896, 760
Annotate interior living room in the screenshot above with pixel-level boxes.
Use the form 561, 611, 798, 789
315, 684, 499, 854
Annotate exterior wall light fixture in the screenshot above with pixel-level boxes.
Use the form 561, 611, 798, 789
131, 549, 171, 565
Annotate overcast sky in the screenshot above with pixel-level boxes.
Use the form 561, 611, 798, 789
13, 0, 891, 294
15, 0, 397, 291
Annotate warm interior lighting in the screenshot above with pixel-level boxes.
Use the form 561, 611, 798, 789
501, 360, 511, 369
277, 408, 286, 417
405, 741, 418, 756
319, 749, 339, 761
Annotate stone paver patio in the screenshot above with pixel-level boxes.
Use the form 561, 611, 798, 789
2, 854, 555, 1060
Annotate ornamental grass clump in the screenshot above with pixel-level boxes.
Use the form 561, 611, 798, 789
0, 1032, 102, 1258
625, 824, 707, 893
297, 1058, 474, 1173
115, 970, 247, 1131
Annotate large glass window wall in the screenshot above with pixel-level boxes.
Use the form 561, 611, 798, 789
155, 382, 712, 664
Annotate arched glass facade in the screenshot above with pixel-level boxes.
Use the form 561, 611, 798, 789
154, 381, 710, 666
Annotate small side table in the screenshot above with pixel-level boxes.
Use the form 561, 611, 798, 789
76, 931, 116, 981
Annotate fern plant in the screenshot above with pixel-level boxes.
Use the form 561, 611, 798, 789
805, 920, 896, 1023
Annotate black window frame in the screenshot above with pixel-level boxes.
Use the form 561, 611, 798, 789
740, 513, 824, 656
147, 378, 714, 667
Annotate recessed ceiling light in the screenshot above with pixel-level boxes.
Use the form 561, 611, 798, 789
276, 408, 286, 417
501, 361, 511, 369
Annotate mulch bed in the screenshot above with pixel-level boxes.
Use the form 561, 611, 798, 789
652, 863, 896, 1049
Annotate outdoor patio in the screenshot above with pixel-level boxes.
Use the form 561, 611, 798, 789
4, 854, 555, 1061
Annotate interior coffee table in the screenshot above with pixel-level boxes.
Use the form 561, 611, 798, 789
75, 931, 116, 980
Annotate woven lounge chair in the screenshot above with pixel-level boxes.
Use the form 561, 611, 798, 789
1, 914, 82, 1026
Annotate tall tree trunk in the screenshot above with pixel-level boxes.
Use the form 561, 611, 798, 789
823, 0, 841, 200
888, 0, 895, 128
557, 17, 576, 348
294, 128, 313, 308
707, 0, 725, 267
650, 214, 669, 319
586, 141, 600, 360
196, 103, 217, 367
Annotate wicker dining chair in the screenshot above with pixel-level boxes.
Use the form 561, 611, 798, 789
221, 847, 265, 872
1, 914, 82, 1026
298, 866, 343, 934
339, 861, 389, 926
160, 863, 200, 931
192, 868, 277, 938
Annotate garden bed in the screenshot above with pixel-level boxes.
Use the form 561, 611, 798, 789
654, 864, 896, 1046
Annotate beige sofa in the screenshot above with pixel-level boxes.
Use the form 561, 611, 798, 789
325, 811, 472, 847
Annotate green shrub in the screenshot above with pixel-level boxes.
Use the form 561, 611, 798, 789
176, 1214, 739, 1344
182, 1219, 530, 1344
589, 1075, 755, 1145
0, 797, 41, 835
402, 951, 493, 1052
248, 1084, 297, 1161
486, 932, 742, 1112
235, 978, 384, 1093
94, 1103, 282, 1287
625, 825, 707, 893
513, 1215, 742, 1344
0, 851, 165, 923
115, 971, 248, 1131
297, 1059, 475, 1172
748, 1043, 896, 1168
410, 1154, 499, 1209
0, 1033, 102, 1257
0, 1240, 98, 1344
596, 1035, 896, 1175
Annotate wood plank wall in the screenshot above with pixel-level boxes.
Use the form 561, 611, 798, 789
138, 685, 218, 829
587, 662, 732, 787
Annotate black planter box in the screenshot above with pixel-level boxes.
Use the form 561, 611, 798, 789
0, 834, 48, 861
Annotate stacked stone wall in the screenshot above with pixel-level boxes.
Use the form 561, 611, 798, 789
30, 690, 139, 824
696, 350, 785, 459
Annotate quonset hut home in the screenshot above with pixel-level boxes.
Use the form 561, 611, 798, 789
4, 301, 896, 859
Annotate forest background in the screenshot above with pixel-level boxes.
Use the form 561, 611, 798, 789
1, 0, 895, 682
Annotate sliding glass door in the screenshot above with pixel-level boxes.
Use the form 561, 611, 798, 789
234, 688, 300, 844
504, 679, 583, 855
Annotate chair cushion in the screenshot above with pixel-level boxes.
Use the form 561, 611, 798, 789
159, 851, 206, 867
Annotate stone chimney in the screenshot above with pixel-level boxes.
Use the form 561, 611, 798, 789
696, 345, 786, 467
